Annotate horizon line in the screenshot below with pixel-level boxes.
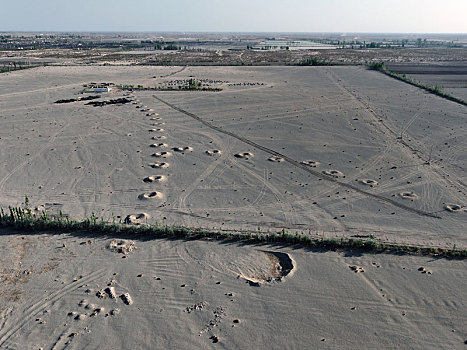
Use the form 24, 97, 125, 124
1, 30, 466, 36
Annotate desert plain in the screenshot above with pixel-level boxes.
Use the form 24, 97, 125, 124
0, 64, 466, 348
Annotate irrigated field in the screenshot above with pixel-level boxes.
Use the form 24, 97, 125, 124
0, 65, 465, 248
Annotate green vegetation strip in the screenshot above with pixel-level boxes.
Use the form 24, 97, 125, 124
0, 61, 43, 74
368, 62, 467, 107
1, 205, 464, 259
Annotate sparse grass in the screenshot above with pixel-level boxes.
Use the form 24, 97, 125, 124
0, 205, 465, 258
296, 57, 335, 66
368, 62, 467, 107
0, 63, 38, 74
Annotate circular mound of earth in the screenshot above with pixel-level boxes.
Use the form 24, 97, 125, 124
358, 178, 379, 186
138, 192, 164, 200
322, 169, 344, 178
124, 213, 150, 225
152, 151, 172, 158
206, 149, 222, 156
234, 152, 254, 159
191, 249, 296, 286
172, 146, 193, 152
268, 156, 284, 162
399, 191, 418, 200
143, 175, 167, 183
150, 143, 168, 148
149, 162, 169, 169
300, 160, 320, 167
444, 204, 463, 213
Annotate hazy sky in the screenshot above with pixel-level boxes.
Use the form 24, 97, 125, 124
1, 0, 466, 33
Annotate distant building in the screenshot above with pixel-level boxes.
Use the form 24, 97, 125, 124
92, 87, 111, 93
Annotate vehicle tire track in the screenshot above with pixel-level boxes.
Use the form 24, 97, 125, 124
0, 269, 106, 347
153, 94, 440, 219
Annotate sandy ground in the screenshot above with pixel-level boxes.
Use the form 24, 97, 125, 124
1, 65, 466, 349
0, 229, 465, 349
0, 65, 465, 248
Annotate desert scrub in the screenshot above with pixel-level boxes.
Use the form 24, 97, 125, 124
0, 205, 465, 259
297, 57, 335, 66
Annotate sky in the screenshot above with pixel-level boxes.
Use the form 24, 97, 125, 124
0, 0, 466, 33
